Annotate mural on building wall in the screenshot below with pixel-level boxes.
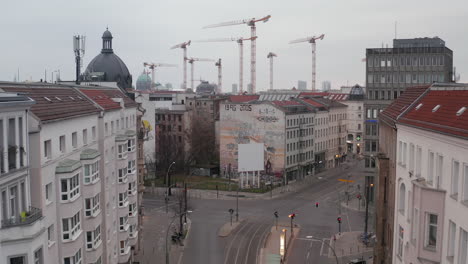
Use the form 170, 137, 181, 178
220, 103, 285, 177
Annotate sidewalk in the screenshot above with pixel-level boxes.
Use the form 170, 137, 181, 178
260, 224, 300, 264
331, 231, 373, 263
145, 158, 362, 201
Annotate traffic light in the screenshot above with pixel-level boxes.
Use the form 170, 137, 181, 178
288, 213, 296, 219
274, 211, 279, 218
315, 202, 319, 208
337, 217, 342, 224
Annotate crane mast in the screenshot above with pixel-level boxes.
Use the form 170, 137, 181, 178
170, 41, 191, 90
187, 57, 215, 90
267, 52, 277, 90
289, 34, 324, 91
203, 15, 270, 94
215, 59, 222, 93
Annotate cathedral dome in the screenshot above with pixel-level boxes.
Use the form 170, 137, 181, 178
136, 72, 152, 91
82, 28, 132, 90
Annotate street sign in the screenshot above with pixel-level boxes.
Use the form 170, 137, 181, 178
338, 179, 355, 183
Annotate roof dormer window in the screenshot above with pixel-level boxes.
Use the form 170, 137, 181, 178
456, 106, 466, 116
415, 103, 423, 110
432, 105, 441, 112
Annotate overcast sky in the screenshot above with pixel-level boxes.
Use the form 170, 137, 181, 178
0, 0, 466, 92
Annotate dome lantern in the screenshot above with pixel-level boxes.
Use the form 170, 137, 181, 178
102, 27, 113, 53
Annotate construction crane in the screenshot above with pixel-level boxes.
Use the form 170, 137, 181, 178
194, 36, 256, 94
267, 52, 277, 90
289, 34, 325, 91
215, 59, 222, 93
143, 62, 177, 87
187, 57, 215, 90
204, 15, 271, 94
170, 40, 191, 90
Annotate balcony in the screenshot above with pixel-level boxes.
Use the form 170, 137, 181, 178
1, 206, 42, 229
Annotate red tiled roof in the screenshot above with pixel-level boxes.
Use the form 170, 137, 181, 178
229, 95, 259, 103
0, 86, 100, 122
271, 100, 303, 106
80, 88, 138, 111
300, 92, 330, 97
379, 85, 430, 127
399, 89, 468, 139
300, 92, 348, 101
300, 98, 326, 108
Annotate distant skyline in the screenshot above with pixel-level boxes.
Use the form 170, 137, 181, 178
0, 0, 467, 92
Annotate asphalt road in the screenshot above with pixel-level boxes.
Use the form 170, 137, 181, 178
142, 158, 369, 264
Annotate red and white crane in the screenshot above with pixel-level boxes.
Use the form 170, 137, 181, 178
143, 62, 177, 88
170, 40, 191, 90
194, 36, 256, 94
266, 52, 277, 90
289, 34, 325, 91
215, 59, 222, 93
187, 57, 215, 90
204, 15, 271, 94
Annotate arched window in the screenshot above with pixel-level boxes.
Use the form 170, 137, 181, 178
399, 183, 406, 215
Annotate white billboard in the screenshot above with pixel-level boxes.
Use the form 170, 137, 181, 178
238, 143, 264, 172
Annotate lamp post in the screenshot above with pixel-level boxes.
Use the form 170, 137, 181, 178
166, 162, 175, 196
364, 182, 374, 245
165, 211, 189, 264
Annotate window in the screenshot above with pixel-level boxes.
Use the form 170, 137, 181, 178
118, 192, 128, 207
126, 117, 128, 128
63, 249, 81, 264
459, 228, 468, 264
45, 183, 53, 204
447, 220, 456, 259
118, 167, 128, 183
358, 124, 361, 130
84, 161, 99, 184
60, 174, 80, 202
127, 160, 136, 174
128, 181, 136, 196
60, 135, 66, 153
86, 225, 101, 250
72, 132, 77, 148
62, 212, 81, 241
85, 194, 100, 217
105, 123, 108, 135
436, 154, 443, 187
463, 164, 468, 202
82, 129, 88, 145
409, 144, 414, 172
451, 161, 460, 198
119, 216, 129, 231
129, 224, 137, 238
118, 144, 127, 159
399, 183, 406, 215
44, 140, 52, 159
411, 208, 419, 244
92, 126, 96, 140
8, 256, 26, 264
428, 151, 435, 183
129, 202, 137, 217
402, 143, 407, 166
120, 239, 129, 254
415, 146, 422, 177
425, 213, 438, 248
34, 247, 43, 264
398, 225, 404, 258
48, 224, 55, 245
127, 138, 136, 152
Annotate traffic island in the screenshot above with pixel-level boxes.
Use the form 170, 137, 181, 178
260, 224, 300, 264
218, 219, 243, 237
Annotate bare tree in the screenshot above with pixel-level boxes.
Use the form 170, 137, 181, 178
187, 113, 218, 166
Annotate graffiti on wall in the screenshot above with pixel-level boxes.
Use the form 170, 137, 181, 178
220, 103, 285, 176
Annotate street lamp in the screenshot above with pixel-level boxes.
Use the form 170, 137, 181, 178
166, 161, 176, 196
364, 182, 374, 245
165, 210, 191, 264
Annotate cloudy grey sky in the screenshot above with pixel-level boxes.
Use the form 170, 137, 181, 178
0, 0, 466, 91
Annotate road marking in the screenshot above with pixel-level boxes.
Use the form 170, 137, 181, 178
243, 223, 265, 264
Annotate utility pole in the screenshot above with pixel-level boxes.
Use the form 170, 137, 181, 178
364, 181, 374, 244
236, 182, 239, 222
184, 182, 188, 223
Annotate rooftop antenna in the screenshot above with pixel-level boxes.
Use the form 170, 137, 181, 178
73, 35, 86, 84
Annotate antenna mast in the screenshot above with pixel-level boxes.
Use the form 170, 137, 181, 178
73, 35, 86, 84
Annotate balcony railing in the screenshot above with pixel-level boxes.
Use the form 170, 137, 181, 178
1, 206, 42, 229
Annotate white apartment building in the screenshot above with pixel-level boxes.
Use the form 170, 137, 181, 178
1, 82, 140, 264
300, 97, 348, 169
393, 84, 468, 264
0, 92, 46, 264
